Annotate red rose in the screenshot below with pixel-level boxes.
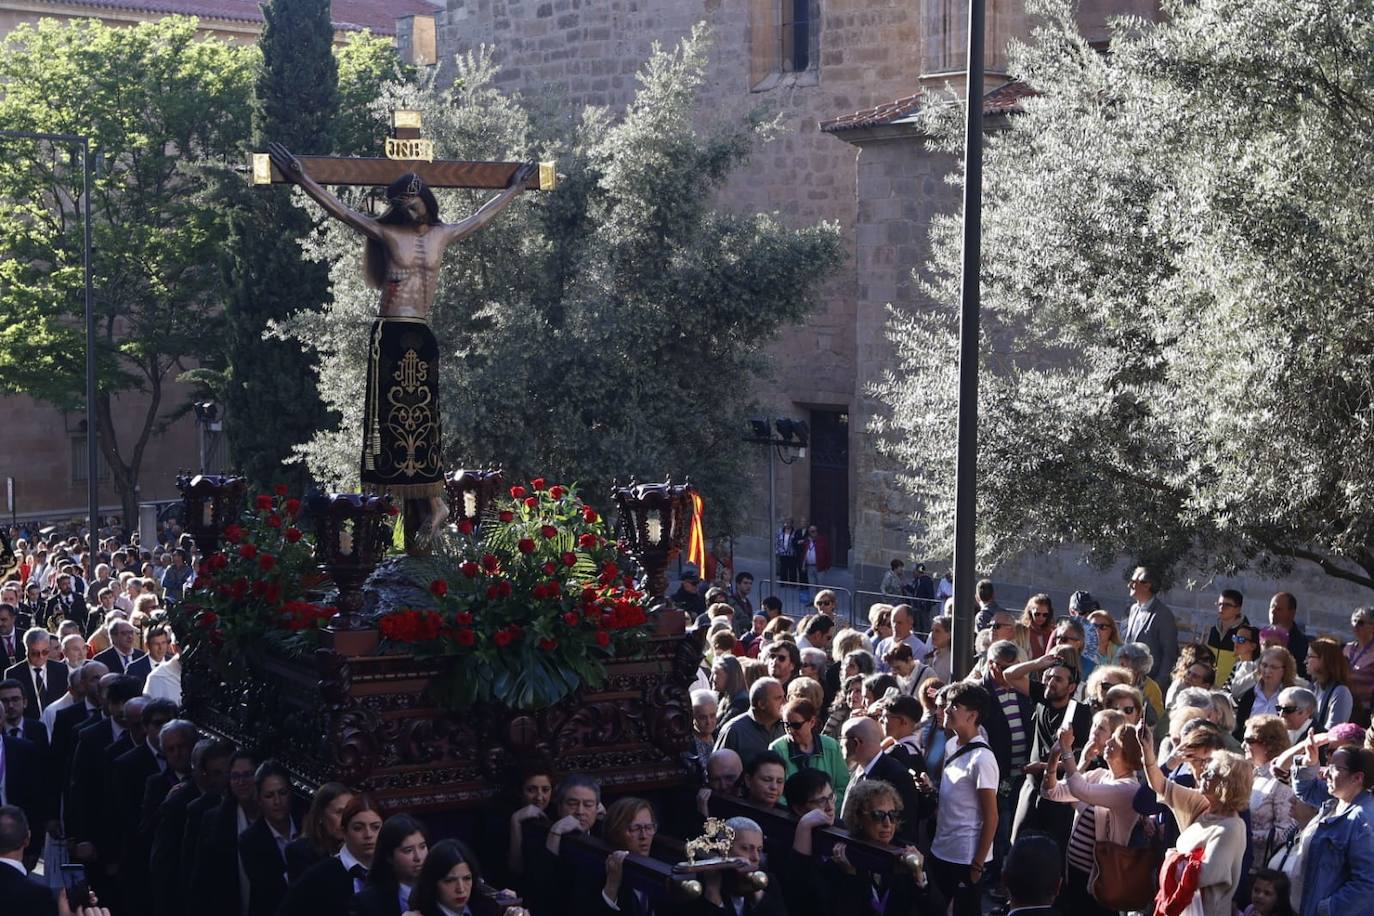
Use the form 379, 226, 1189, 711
273, 484, 288, 496
524, 497, 539, 509
266, 514, 282, 529
457, 518, 474, 535
265, 582, 282, 605
210, 553, 229, 571
493, 629, 514, 648
387, 505, 400, 517
455, 629, 476, 648
549, 485, 566, 499
198, 611, 219, 629
454, 611, 473, 627
538, 637, 558, 651
283, 527, 303, 543
562, 551, 577, 567
495, 580, 513, 598
251, 580, 266, 597
563, 612, 580, 626
284, 498, 301, 516
257, 554, 276, 572
578, 533, 597, 548
531, 478, 546, 490
498, 510, 514, 523
429, 579, 448, 598
595, 631, 610, 647
582, 506, 598, 523
517, 538, 536, 554
540, 524, 558, 539
481, 553, 500, 572
510, 485, 527, 499
541, 562, 557, 576
224, 524, 244, 544
255, 494, 273, 510
238, 544, 257, 559
460, 561, 480, 578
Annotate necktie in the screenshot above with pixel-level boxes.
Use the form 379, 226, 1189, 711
6, 727, 18, 738
33, 667, 44, 694
348, 864, 368, 880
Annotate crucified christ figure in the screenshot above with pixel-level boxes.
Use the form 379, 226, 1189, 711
267, 143, 536, 551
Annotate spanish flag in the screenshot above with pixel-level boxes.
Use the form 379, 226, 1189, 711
686, 490, 706, 572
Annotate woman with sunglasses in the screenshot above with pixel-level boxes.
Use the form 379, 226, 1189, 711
827, 779, 923, 916
1086, 610, 1123, 667
1020, 594, 1056, 659
1224, 625, 1261, 698
770, 698, 849, 811
1343, 607, 1374, 713
1241, 714, 1296, 869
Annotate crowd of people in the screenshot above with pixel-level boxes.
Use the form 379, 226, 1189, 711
6, 516, 1374, 916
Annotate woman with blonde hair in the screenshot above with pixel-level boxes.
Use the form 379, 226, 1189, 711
1087, 610, 1122, 667
1138, 723, 1253, 916
1042, 717, 1144, 916
866, 603, 894, 647
1241, 713, 1295, 868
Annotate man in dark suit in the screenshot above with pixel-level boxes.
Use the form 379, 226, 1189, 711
92, 619, 146, 677
189, 751, 259, 916
44, 573, 89, 632
110, 700, 179, 915
840, 715, 925, 845
0, 677, 50, 752
0, 603, 20, 667
3, 627, 68, 718
64, 676, 141, 844
152, 737, 232, 916
1, 729, 49, 869
0, 804, 56, 916
1004, 834, 1063, 916
50, 664, 110, 796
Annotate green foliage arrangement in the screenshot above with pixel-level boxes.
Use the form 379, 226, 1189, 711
876, 0, 1374, 590
377, 479, 650, 710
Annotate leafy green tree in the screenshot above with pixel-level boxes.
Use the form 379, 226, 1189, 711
276, 26, 843, 530
0, 17, 255, 524
876, 0, 1374, 589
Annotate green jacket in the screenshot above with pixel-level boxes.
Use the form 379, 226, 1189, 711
769, 732, 851, 812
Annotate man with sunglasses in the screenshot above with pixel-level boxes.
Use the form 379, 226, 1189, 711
1205, 588, 1250, 686
840, 716, 923, 846
930, 682, 999, 916
1121, 566, 1178, 691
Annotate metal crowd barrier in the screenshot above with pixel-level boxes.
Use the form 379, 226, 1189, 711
757, 577, 856, 628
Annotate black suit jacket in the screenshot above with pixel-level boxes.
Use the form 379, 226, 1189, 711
1, 734, 48, 832
44, 592, 88, 631
3, 716, 49, 754
0, 860, 56, 916
151, 780, 202, 916
277, 855, 356, 916
3, 658, 67, 719
284, 836, 327, 883
125, 652, 154, 688
189, 794, 246, 916
93, 646, 147, 677
51, 702, 99, 795
348, 882, 404, 916
855, 752, 925, 846
65, 717, 116, 840
239, 817, 292, 916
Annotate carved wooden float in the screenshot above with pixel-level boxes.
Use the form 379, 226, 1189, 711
182, 625, 705, 812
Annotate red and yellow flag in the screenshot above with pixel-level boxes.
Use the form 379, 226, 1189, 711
686, 491, 706, 572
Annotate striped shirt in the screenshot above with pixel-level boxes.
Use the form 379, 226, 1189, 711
997, 687, 1029, 770
1067, 803, 1097, 874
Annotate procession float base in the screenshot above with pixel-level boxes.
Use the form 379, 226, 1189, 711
182, 613, 704, 813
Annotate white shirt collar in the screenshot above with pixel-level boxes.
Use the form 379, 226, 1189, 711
268, 818, 298, 844
0, 856, 25, 876
338, 846, 363, 873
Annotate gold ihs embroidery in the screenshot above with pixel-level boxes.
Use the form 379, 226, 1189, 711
393, 349, 428, 393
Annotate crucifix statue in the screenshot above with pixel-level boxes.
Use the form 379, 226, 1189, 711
254, 111, 555, 552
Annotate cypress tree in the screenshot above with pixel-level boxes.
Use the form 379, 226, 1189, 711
223, 0, 338, 492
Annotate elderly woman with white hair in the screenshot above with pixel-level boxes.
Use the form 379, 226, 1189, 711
1117, 641, 1165, 719
1344, 606, 1374, 712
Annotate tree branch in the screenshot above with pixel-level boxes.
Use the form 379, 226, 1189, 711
1271, 543, 1374, 592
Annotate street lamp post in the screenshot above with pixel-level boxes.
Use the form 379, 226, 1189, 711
0, 129, 97, 578
951, 0, 986, 678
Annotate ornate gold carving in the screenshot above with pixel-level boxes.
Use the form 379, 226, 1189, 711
539, 161, 558, 191
250, 152, 272, 186
392, 109, 422, 130
386, 137, 435, 163
685, 818, 734, 864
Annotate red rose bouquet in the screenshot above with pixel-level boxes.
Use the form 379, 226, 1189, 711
376, 479, 650, 710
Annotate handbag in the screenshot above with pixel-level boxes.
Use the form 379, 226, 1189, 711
1091, 809, 1160, 911
1154, 846, 1205, 916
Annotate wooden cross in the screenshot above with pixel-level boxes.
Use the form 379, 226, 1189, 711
248, 109, 556, 192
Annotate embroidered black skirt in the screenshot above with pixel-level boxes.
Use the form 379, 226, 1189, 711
360, 317, 444, 498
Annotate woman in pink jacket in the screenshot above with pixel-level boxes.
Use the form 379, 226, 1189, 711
1041, 710, 1146, 916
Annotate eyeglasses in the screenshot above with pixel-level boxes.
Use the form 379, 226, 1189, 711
627, 823, 658, 836
866, 809, 902, 824
1216, 601, 1238, 608
1233, 636, 1250, 644
993, 622, 1014, 630
1092, 623, 1113, 630
1243, 736, 1264, 744
816, 600, 834, 607
807, 792, 835, 807
1114, 705, 1138, 715
785, 719, 809, 731
1276, 705, 1301, 714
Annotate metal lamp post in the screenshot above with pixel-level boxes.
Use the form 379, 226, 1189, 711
0, 129, 97, 576
951, 0, 986, 678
